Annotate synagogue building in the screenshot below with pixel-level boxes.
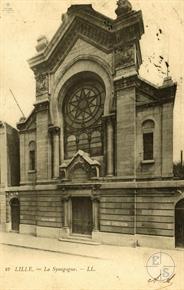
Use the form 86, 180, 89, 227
3, 0, 184, 249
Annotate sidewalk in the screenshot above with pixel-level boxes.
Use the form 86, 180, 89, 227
1, 232, 184, 290
0, 232, 106, 259
0, 231, 184, 261
0, 231, 139, 260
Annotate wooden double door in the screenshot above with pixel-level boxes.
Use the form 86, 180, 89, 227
72, 197, 92, 235
175, 199, 184, 247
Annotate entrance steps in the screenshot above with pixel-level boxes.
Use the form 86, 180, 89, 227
59, 235, 100, 245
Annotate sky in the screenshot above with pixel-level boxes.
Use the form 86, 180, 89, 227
0, 0, 184, 161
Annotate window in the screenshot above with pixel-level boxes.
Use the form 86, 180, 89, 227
29, 141, 36, 170
66, 135, 77, 159
143, 132, 153, 160
63, 79, 105, 159
142, 120, 154, 161
78, 133, 90, 153
90, 131, 102, 156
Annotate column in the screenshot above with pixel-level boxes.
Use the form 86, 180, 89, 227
49, 126, 60, 178
91, 195, 100, 232
62, 195, 70, 230
106, 116, 114, 176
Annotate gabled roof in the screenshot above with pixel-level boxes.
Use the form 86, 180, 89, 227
137, 76, 177, 105
28, 4, 144, 73
16, 108, 36, 131
60, 150, 100, 169
114, 74, 177, 107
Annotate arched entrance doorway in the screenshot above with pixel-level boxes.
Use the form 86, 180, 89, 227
175, 199, 184, 247
10, 198, 20, 232
72, 197, 92, 235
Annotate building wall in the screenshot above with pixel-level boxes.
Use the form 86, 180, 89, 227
6, 182, 183, 249
100, 187, 174, 238
0, 122, 20, 231
161, 102, 174, 178
136, 105, 162, 178
100, 189, 134, 234
20, 131, 36, 184
19, 191, 63, 229
116, 87, 136, 177
0, 194, 6, 231
0, 123, 8, 187
54, 38, 113, 83
6, 124, 20, 186
36, 109, 51, 182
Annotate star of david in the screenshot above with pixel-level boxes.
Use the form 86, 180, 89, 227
67, 87, 100, 125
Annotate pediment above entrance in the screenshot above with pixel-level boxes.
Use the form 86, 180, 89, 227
59, 150, 100, 182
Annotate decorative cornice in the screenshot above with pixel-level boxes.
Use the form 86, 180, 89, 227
114, 74, 176, 106
34, 100, 49, 112
48, 125, 60, 135
102, 113, 116, 125
28, 6, 144, 73
19, 128, 36, 134
58, 183, 101, 190
61, 194, 71, 202
114, 74, 137, 91
90, 194, 100, 202
6, 191, 19, 198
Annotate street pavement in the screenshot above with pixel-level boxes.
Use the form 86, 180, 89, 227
0, 232, 184, 290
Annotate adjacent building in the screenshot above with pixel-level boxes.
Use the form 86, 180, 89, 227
0, 122, 20, 231
4, 0, 184, 249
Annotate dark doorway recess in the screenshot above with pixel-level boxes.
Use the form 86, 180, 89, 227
10, 198, 20, 232
175, 199, 184, 247
72, 197, 92, 235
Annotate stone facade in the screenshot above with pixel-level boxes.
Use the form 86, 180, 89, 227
0, 122, 19, 231
4, 1, 184, 249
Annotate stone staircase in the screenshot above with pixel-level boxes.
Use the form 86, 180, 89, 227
58, 234, 100, 245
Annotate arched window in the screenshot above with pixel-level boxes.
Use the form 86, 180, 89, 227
90, 130, 102, 156
142, 120, 155, 160
63, 76, 105, 159
29, 141, 36, 170
78, 133, 90, 153
66, 135, 77, 159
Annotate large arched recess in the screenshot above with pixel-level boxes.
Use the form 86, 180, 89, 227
50, 56, 113, 161
50, 56, 113, 126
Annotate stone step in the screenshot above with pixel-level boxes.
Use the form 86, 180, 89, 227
58, 237, 100, 245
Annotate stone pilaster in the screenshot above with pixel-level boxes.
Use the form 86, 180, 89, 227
35, 100, 50, 181
91, 195, 100, 231
103, 115, 115, 176
49, 126, 60, 178
61, 195, 70, 233
91, 185, 101, 232
115, 76, 136, 177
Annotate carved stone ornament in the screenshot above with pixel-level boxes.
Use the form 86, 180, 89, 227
34, 100, 49, 112
36, 73, 48, 95
114, 45, 135, 68
6, 192, 19, 199
48, 125, 60, 135
59, 150, 101, 181
90, 194, 100, 202
115, 0, 132, 17
61, 194, 71, 202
